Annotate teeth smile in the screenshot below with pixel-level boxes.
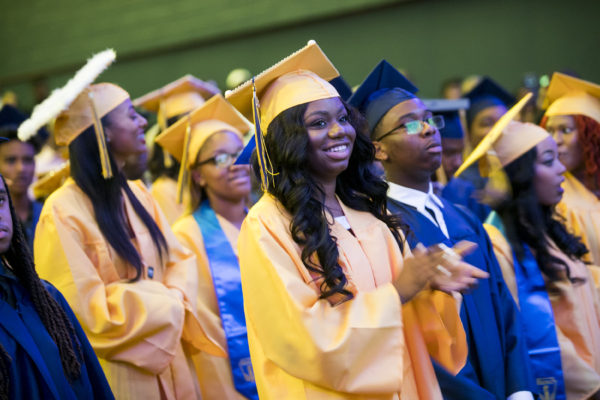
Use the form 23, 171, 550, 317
326, 144, 347, 153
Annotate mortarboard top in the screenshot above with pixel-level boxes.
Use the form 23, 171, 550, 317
133, 75, 220, 129
455, 93, 547, 177
225, 40, 341, 188
32, 161, 70, 200
422, 98, 470, 139
0, 105, 49, 145
543, 72, 600, 124
464, 77, 516, 126
155, 94, 251, 203
347, 60, 419, 133
329, 76, 353, 102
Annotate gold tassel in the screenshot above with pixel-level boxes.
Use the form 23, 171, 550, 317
251, 78, 278, 191
88, 91, 113, 179
175, 114, 192, 204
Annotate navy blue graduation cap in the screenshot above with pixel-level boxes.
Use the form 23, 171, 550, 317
348, 60, 419, 132
464, 77, 516, 127
328, 76, 353, 102
0, 105, 49, 149
422, 98, 470, 139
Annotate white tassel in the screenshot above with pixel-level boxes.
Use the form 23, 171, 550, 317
18, 49, 116, 142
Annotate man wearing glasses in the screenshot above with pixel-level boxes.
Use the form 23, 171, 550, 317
349, 60, 535, 400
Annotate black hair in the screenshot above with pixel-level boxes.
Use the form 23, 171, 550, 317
253, 100, 405, 301
0, 127, 47, 154
496, 147, 588, 282
69, 117, 168, 281
148, 115, 182, 182
0, 175, 82, 398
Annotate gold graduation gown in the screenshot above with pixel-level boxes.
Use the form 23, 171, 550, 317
556, 172, 600, 265
151, 176, 186, 226
485, 224, 600, 399
34, 178, 225, 400
172, 213, 247, 400
238, 195, 467, 400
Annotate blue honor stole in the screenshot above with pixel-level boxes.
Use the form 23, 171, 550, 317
193, 201, 258, 399
514, 245, 566, 400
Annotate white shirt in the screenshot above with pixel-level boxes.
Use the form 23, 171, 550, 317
387, 181, 449, 238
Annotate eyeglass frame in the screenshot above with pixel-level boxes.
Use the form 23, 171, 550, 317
193, 149, 244, 169
375, 114, 445, 141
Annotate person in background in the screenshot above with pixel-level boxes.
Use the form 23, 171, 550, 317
441, 77, 463, 100
134, 74, 220, 225
227, 40, 488, 400
540, 72, 600, 266
468, 116, 600, 399
21, 50, 225, 399
443, 77, 516, 222
157, 94, 257, 399
0, 105, 48, 251
349, 60, 534, 400
0, 172, 114, 400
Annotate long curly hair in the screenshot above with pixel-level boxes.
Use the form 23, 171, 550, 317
253, 99, 405, 301
0, 175, 82, 399
541, 114, 600, 193
495, 147, 588, 282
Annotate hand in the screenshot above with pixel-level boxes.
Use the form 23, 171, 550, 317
428, 241, 489, 294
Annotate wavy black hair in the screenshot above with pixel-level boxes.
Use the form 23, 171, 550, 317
253, 99, 405, 301
148, 115, 181, 182
495, 147, 588, 282
69, 117, 168, 281
0, 175, 82, 399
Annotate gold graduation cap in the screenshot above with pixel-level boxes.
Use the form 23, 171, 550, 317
543, 72, 600, 124
225, 40, 340, 189
455, 92, 541, 177
18, 49, 123, 179
155, 94, 252, 203
32, 161, 71, 200
133, 74, 220, 131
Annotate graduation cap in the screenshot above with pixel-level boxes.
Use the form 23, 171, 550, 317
422, 98, 470, 139
155, 94, 251, 203
543, 72, 600, 124
32, 161, 70, 200
347, 60, 418, 132
463, 77, 516, 127
0, 105, 49, 151
328, 76, 353, 101
133, 75, 220, 131
454, 93, 544, 177
18, 49, 122, 179
226, 40, 341, 189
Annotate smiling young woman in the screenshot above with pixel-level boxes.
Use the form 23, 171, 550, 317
226, 41, 488, 400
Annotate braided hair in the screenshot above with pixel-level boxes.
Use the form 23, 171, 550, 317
0, 175, 82, 399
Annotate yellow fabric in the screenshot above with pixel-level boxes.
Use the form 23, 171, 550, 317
34, 178, 225, 400
556, 172, 600, 266
150, 176, 187, 226
54, 83, 129, 146
543, 72, 600, 124
238, 194, 466, 399
484, 224, 600, 399
173, 213, 248, 400
225, 40, 340, 131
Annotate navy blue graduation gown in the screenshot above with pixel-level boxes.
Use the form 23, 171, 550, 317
0, 266, 114, 400
442, 165, 491, 223
388, 197, 534, 400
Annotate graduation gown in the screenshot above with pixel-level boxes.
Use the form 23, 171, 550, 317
151, 176, 186, 226
556, 172, 600, 266
442, 165, 491, 223
237, 194, 468, 400
387, 197, 533, 400
172, 213, 248, 400
34, 178, 225, 400
0, 265, 114, 400
485, 224, 600, 399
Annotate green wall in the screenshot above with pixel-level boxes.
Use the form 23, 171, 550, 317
2, 0, 599, 109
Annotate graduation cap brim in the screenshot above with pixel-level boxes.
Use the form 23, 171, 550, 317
347, 60, 418, 111
133, 75, 220, 111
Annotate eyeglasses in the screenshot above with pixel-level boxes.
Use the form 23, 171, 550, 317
376, 115, 445, 141
195, 150, 243, 169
